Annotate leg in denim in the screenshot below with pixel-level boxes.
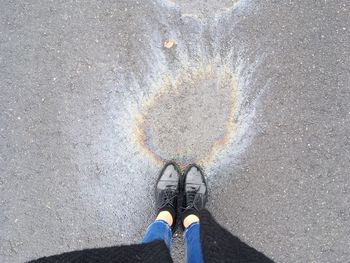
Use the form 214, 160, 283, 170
184, 222, 203, 263
142, 220, 172, 250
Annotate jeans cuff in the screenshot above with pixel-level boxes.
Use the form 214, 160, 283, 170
184, 221, 200, 237
154, 219, 171, 230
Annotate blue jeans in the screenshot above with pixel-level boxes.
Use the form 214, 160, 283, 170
142, 220, 203, 263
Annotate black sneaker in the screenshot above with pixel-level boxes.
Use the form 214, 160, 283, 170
181, 164, 208, 227
155, 162, 181, 233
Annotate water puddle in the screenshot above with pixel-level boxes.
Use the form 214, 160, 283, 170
132, 64, 238, 166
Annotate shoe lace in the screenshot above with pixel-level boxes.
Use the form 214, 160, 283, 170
184, 187, 199, 210
160, 187, 177, 208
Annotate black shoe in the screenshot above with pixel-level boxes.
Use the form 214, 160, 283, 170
181, 164, 208, 228
155, 162, 181, 233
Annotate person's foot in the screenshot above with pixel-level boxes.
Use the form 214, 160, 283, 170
155, 162, 181, 233
181, 164, 208, 228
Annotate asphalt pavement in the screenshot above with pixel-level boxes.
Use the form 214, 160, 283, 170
1, 0, 349, 262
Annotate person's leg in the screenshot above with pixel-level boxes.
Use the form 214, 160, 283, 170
141, 163, 181, 251
142, 214, 173, 250
181, 164, 207, 263
142, 211, 173, 250
184, 220, 203, 263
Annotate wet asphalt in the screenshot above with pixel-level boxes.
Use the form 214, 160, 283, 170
1, 0, 350, 262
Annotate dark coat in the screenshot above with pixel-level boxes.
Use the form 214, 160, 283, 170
29, 210, 274, 263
